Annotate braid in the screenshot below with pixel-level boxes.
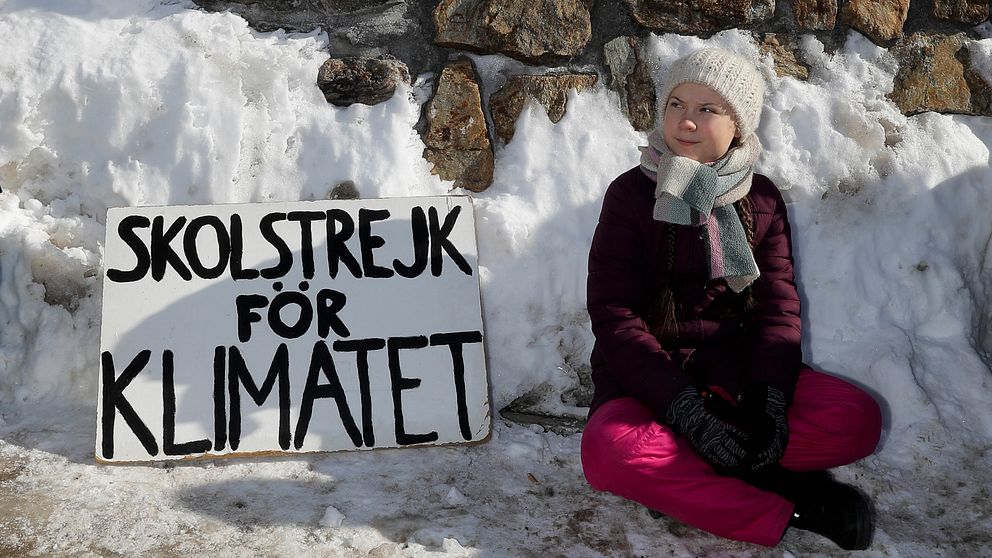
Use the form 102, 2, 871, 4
651, 199, 756, 336
735, 196, 756, 248
734, 197, 757, 314
650, 223, 679, 337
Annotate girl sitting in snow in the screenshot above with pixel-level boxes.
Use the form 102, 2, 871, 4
581, 48, 883, 550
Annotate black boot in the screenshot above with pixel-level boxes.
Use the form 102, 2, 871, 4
739, 465, 874, 550
788, 480, 875, 551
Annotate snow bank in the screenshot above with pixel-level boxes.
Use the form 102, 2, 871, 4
0, 0, 447, 418
3, 2, 992, 556
1, 1, 990, 475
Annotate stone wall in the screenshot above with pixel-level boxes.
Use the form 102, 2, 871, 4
189, 0, 990, 419
194, 0, 992, 194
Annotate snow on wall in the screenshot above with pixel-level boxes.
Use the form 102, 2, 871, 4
1, 0, 990, 472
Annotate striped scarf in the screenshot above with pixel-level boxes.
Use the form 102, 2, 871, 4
639, 129, 761, 292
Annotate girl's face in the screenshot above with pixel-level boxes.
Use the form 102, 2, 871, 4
662, 82, 740, 163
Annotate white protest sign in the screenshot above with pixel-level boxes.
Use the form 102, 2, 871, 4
97, 196, 490, 462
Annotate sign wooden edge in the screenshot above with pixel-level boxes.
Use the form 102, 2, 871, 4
94, 194, 494, 464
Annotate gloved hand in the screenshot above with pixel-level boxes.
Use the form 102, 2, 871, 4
665, 385, 752, 471
737, 383, 790, 470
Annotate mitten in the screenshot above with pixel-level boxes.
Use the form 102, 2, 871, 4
738, 383, 789, 470
665, 385, 751, 471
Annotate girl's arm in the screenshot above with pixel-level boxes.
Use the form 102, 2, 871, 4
587, 176, 693, 418
745, 178, 803, 403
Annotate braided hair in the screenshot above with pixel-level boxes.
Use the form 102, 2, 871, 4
648, 197, 757, 338
733, 196, 758, 315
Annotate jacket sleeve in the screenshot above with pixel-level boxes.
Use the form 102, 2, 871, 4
587, 178, 693, 419
746, 184, 803, 402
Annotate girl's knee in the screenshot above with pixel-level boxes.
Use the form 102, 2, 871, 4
582, 429, 686, 497
796, 372, 883, 458
581, 404, 681, 491
850, 390, 882, 457
825, 389, 882, 459
787, 383, 883, 465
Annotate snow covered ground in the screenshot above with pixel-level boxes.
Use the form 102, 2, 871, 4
1, 1, 991, 556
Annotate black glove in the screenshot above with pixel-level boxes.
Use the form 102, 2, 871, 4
737, 383, 790, 470
665, 385, 751, 471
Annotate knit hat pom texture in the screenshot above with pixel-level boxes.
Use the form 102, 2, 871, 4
659, 48, 766, 139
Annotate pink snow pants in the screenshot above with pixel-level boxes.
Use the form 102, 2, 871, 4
580, 369, 882, 547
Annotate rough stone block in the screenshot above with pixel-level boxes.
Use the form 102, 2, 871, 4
604, 36, 658, 132
793, 0, 837, 30
760, 34, 810, 81
489, 74, 598, 144
624, 0, 775, 34
317, 57, 411, 107
889, 33, 992, 116
434, 0, 592, 63
422, 60, 495, 192
841, 0, 909, 43
932, 0, 990, 25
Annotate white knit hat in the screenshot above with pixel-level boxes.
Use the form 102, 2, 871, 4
658, 48, 766, 138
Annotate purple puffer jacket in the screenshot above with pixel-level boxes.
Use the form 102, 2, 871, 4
586, 166, 803, 420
